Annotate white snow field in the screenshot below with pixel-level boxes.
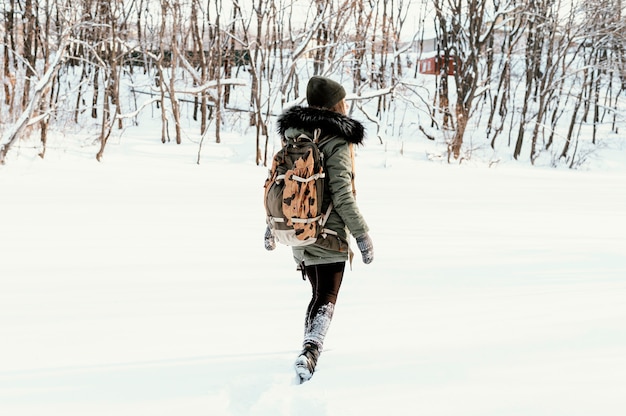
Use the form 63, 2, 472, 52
1, 129, 626, 416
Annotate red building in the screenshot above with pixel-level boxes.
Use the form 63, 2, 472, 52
418, 55, 456, 76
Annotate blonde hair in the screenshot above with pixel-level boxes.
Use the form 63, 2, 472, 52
328, 99, 348, 115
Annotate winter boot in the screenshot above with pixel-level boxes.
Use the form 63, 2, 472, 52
304, 303, 334, 349
294, 343, 320, 383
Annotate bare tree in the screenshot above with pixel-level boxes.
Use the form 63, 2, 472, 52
21, 0, 38, 110
2, 0, 17, 112
484, 1, 526, 148
431, 0, 504, 160
2, 0, 625, 168
1, 31, 70, 164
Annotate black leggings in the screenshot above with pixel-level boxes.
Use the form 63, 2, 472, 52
304, 262, 345, 324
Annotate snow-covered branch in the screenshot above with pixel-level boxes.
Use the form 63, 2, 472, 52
0, 32, 70, 164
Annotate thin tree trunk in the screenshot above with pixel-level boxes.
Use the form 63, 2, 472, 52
214, 0, 223, 144
169, 1, 182, 144
21, 0, 37, 110
1, 32, 69, 164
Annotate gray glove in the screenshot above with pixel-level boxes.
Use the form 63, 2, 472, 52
356, 233, 374, 264
264, 226, 276, 251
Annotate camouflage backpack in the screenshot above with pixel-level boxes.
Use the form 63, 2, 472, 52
264, 128, 334, 246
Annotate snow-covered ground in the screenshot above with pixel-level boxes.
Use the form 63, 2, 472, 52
1, 126, 626, 416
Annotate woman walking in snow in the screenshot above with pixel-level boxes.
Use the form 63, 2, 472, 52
264, 76, 374, 382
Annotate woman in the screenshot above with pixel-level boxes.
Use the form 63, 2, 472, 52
264, 76, 374, 383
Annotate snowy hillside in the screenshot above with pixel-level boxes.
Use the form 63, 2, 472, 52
2, 125, 626, 415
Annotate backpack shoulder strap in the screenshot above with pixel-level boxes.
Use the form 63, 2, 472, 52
312, 128, 322, 143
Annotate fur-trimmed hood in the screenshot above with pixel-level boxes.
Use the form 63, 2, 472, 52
277, 106, 365, 145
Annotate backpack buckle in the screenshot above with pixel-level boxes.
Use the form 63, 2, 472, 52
295, 134, 313, 143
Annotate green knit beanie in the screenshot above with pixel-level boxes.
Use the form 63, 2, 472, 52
306, 76, 346, 109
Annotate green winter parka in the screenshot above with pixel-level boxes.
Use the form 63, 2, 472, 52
276, 105, 370, 266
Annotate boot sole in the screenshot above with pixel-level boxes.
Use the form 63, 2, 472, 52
294, 356, 313, 383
